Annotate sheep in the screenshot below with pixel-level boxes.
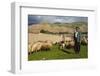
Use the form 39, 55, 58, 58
81, 36, 88, 45
61, 43, 66, 49
68, 40, 75, 48
60, 40, 75, 49
41, 41, 52, 51
57, 36, 75, 49
63, 36, 75, 49
65, 37, 73, 42
28, 40, 53, 54
52, 41, 58, 45
31, 42, 42, 53
28, 43, 32, 55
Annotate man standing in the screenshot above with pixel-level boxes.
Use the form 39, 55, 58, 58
74, 27, 81, 54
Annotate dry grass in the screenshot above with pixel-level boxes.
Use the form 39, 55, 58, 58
28, 23, 87, 34
28, 33, 62, 44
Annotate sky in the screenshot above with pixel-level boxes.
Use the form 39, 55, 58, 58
28, 15, 88, 25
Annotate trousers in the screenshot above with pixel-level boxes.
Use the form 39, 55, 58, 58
74, 41, 81, 54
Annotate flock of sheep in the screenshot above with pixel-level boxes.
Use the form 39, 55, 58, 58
59, 36, 88, 49
28, 36, 88, 55
28, 40, 53, 55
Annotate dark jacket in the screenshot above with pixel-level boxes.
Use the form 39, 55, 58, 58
74, 31, 81, 43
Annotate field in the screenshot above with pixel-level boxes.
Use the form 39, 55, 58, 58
28, 22, 88, 61
28, 44, 88, 61
28, 33, 62, 44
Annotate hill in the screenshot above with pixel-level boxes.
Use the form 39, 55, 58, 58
28, 22, 87, 34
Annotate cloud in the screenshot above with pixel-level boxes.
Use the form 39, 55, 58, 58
28, 15, 88, 25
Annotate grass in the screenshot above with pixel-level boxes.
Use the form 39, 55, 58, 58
28, 45, 88, 61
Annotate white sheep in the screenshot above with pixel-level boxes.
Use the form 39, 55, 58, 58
65, 37, 73, 42
69, 40, 75, 47
81, 37, 88, 45
41, 41, 52, 51
28, 43, 32, 54
31, 42, 42, 53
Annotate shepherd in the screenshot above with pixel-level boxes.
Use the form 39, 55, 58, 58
74, 27, 81, 54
